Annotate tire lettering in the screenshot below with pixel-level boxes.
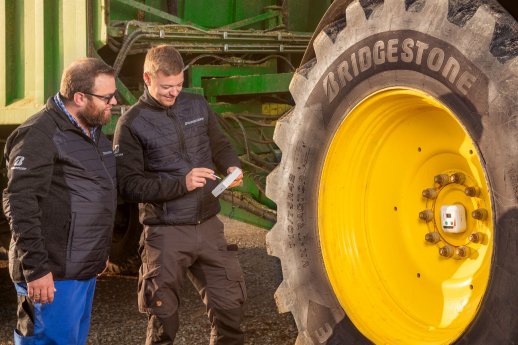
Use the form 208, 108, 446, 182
415, 40, 429, 65
457, 71, 477, 96
322, 34, 479, 103
427, 47, 445, 72
286, 142, 311, 268
337, 60, 353, 86
401, 38, 414, 63
358, 46, 372, 72
387, 38, 399, 63
373, 40, 385, 65
351, 52, 359, 77
442, 56, 461, 83
323, 72, 340, 103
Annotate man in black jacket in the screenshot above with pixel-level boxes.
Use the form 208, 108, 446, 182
114, 45, 246, 345
3, 58, 117, 345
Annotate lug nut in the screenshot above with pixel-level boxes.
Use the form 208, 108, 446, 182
422, 188, 438, 199
469, 232, 484, 243
465, 186, 481, 197
419, 209, 434, 222
472, 208, 488, 220
439, 245, 454, 258
425, 232, 441, 244
434, 174, 449, 186
455, 246, 471, 259
450, 172, 466, 184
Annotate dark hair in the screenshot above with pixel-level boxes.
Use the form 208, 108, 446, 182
144, 45, 184, 77
60, 58, 115, 100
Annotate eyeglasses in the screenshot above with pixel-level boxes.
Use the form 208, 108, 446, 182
82, 91, 117, 104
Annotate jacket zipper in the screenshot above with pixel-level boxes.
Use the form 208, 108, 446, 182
91, 134, 117, 232
72, 127, 116, 202
167, 109, 203, 223
64, 127, 116, 260
94, 137, 116, 191
87, 130, 116, 204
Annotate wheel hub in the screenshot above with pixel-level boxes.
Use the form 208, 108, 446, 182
420, 171, 489, 259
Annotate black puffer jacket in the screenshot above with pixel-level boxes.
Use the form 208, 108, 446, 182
114, 90, 240, 225
3, 97, 117, 283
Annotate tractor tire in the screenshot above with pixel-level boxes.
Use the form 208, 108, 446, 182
107, 202, 142, 275
266, 1, 517, 344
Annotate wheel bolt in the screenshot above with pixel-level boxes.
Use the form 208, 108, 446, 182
419, 209, 434, 222
455, 246, 471, 259
439, 245, 454, 257
450, 172, 466, 184
465, 186, 480, 197
425, 232, 441, 244
422, 188, 438, 199
434, 174, 449, 186
469, 232, 484, 243
472, 208, 488, 220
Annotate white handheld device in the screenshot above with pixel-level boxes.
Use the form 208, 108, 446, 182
211, 168, 242, 197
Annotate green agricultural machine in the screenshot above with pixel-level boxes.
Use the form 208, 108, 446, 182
0, 0, 330, 270
1, 0, 518, 344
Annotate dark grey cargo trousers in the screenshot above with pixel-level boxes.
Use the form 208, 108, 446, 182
138, 216, 247, 345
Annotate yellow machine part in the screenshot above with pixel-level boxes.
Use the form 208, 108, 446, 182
318, 88, 493, 344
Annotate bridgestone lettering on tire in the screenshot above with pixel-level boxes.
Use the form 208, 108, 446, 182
266, 0, 518, 344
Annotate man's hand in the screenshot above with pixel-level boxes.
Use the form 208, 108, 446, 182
227, 166, 243, 188
28, 272, 56, 304
186, 168, 217, 191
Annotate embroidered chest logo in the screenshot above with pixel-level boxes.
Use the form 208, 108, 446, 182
185, 118, 204, 126
113, 144, 123, 157
11, 156, 27, 171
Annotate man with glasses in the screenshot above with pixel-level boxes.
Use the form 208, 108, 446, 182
3, 57, 118, 344
114, 45, 246, 344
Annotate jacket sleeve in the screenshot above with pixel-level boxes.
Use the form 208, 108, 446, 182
207, 107, 241, 174
2, 126, 55, 282
114, 115, 188, 203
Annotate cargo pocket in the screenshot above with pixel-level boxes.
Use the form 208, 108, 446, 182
222, 251, 247, 305
137, 264, 169, 317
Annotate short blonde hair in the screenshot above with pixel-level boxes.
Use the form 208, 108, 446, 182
144, 45, 184, 77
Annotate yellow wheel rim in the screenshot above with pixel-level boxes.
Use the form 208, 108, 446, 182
318, 88, 493, 344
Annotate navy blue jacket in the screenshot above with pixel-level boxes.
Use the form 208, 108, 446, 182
114, 90, 240, 225
2, 97, 117, 283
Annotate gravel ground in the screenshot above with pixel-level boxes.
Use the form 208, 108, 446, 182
0, 216, 298, 344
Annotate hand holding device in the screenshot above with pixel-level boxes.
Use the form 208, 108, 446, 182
212, 167, 242, 197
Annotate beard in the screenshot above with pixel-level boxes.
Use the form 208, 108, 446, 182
77, 102, 110, 127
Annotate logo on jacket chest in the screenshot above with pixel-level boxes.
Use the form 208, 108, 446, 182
113, 144, 123, 157
184, 117, 204, 126
11, 156, 27, 171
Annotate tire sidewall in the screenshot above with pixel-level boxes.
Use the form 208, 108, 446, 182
287, 28, 518, 344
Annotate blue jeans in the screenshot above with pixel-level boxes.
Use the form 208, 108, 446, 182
14, 277, 97, 345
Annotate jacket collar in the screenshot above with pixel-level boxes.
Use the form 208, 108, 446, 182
45, 97, 101, 142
